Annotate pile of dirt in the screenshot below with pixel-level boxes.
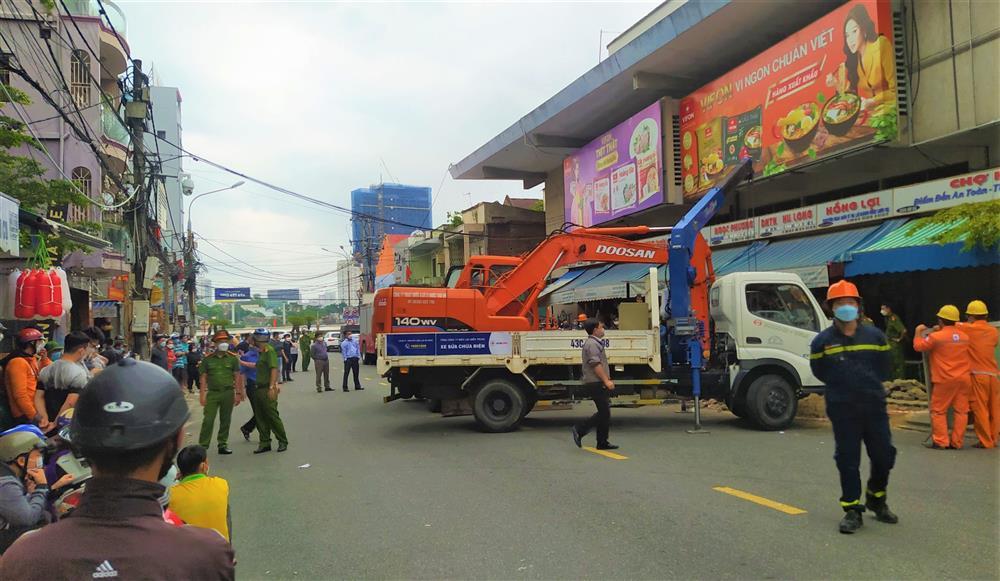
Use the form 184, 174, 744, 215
699, 398, 729, 412
796, 394, 826, 419
884, 379, 927, 401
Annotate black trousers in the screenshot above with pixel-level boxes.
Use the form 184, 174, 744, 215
826, 400, 897, 511
242, 388, 257, 435
343, 357, 361, 390
281, 357, 292, 381
575, 383, 611, 446
290, 354, 299, 372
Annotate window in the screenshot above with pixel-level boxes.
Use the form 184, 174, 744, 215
71, 166, 92, 197
745, 283, 820, 332
70, 50, 91, 109
0, 67, 9, 87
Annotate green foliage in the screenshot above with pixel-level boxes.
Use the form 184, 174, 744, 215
868, 103, 898, 143
446, 211, 463, 228
1, 83, 98, 254
530, 199, 544, 212
905, 199, 1000, 252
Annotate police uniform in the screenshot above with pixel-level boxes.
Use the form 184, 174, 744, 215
252, 343, 288, 452
810, 322, 895, 516
197, 350, 241, 451
884, 313, 907, 379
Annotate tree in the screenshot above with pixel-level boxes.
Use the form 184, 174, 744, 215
1, 83, 99, 254
905, 199, 1000, 251
446, 211, 463, 228
530, 199, 544, 212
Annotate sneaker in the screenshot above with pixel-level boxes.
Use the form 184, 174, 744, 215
324, 387, 334, 392
839, 509, 863, 534
923, 440, 948, 450
596, 443, 620, 450
571, 427, 582, 448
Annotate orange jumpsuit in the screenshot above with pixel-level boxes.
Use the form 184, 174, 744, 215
958, 321, 999, 448
914, 326, 971, 448
4, 356, 40, 422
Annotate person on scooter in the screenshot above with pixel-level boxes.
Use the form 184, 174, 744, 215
0, 426, 50, 553
0, 360, 235, 579
2, 328, 47, 431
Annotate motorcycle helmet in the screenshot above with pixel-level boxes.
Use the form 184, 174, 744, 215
17, 327, 44, 345
0, 429, 46, 463
71, 359, 190, 451
252, 327, 270, 343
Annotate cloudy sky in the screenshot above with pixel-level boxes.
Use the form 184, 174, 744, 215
122, 1, 657, 298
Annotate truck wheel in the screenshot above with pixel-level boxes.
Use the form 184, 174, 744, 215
745, 374, 797, 430
472, 379, 525, 433
520, 394, 537, 420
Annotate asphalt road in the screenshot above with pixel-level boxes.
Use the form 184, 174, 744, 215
186, 357, 999, 580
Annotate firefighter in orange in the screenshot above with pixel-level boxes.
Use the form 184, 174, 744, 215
958, 300, 998, 448
913, 305, 972, 449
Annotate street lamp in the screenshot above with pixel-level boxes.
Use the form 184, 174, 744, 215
185, 181, 245, 231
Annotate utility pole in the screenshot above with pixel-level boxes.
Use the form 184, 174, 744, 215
186, 230, 197, 335
125, 59, 150, 358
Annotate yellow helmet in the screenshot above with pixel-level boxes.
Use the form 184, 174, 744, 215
936, 305, 961, 322
966, 300, 989, 316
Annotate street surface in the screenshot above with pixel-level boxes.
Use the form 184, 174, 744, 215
189, 357, 999, 580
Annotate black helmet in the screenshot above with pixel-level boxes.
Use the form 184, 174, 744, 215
71, 359, 190, 450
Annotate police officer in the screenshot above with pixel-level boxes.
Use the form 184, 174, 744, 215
810, 280, 898, 534
0, 360, 234, 578
197, 330, 245, 455
250, 328, 288, 454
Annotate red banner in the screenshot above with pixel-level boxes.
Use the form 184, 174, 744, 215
680, 0, 897, 200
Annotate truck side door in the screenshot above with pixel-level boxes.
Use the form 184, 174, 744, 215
741, 282, 824, 386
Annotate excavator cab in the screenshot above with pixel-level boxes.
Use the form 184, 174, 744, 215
444, 257, 522, 291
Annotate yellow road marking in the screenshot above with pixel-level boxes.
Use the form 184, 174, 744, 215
582, 447, 628, 460
713, 486, 807, 515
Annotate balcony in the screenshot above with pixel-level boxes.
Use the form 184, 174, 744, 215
62, 0, 129, 78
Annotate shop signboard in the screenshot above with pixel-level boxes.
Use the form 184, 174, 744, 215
679, 0, 897, 200
706, 218, 755, 246
385, 332, 513, 357
756, 206, 818, 237
215, 287, 251, 302
563, 101, 663, 227
892, 167, 1000, 216
817, 190, 892, 227
0, 193, 19, 257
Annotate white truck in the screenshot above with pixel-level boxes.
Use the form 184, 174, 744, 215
378, 269, 828, 432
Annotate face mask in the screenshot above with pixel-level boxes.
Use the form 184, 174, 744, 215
880, 309, 888, 316
217, 342, 230, 352
159, 341, 167, 347
834, 305, 859, 322
51, 352, 62, 361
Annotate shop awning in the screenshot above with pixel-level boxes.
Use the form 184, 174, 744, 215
548, 263, 659, 303
538, 268, 586, 299
845, 219, 1000, 276
716, 220, 906, 288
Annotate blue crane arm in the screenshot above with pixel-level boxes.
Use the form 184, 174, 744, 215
667, 159, 753, 363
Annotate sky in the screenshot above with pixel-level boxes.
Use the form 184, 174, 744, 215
121, 1, 658, 299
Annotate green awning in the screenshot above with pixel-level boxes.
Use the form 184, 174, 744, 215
856, 219, 965, 252
846, 219, 1000, 276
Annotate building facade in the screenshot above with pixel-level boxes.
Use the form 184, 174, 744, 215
335, 259, 362, 304
149, 85, 188, 253
350, 183, 432, 289
452, 0, 998, 378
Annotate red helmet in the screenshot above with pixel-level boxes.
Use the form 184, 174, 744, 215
17, 328, 44, 344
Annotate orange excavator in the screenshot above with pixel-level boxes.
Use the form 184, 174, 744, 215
370, 224, 715, 338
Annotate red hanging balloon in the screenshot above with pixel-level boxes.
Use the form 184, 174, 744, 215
49, 269, 64, 318
14, 270, 33, 319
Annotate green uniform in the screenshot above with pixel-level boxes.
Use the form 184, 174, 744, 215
253, 344, 288, 448
299, 335, 312, 371
884, 313, 907, 379
197, 351, 240, 449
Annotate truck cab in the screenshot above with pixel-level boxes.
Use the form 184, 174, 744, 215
710, 271, 827, 428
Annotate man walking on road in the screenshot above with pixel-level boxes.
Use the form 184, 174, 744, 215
312, 333, 331, 393
914, 305, 971, 450
197, 331, 245, 455
571, 319, 617, 451
237, 342, 259, 442
959, 300, 999, 449
299, 333, 312, 373
809, 280, 897, 534
251, 328, 288, 453
341, 330, 362, 392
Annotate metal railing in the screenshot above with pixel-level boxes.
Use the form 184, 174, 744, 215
101, 105, 129, 146
62, 0, 127, 36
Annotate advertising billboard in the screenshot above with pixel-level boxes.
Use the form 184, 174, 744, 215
564, 101, 663, 227
679, 0, 896, 200
266, 288, 301, 301
216, 287, 252, 302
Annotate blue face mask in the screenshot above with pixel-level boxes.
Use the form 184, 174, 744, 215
51, 352, 62, 361
834, 305, 859, 322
